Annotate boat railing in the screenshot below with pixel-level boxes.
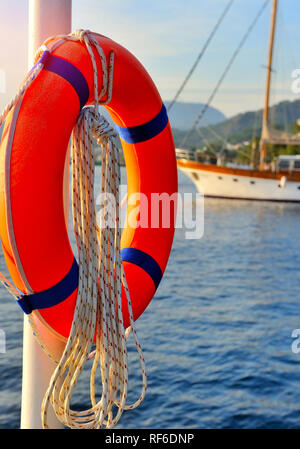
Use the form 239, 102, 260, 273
175, 148, 196, 161
176, 148, 218, 165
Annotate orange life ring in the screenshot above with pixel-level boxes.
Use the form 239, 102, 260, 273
0, 33, 177, 340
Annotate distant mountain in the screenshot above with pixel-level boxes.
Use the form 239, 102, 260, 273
173, 99, 300, 149
164, 101, 226, 130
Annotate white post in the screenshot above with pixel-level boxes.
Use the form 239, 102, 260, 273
21, 0, 72, 429
28, 0, 72, 66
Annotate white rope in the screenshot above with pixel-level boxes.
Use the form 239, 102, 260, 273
41, 106, 147, 429
0, 30, 147, 429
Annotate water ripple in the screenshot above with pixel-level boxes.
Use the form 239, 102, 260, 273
0, 169, 300, 428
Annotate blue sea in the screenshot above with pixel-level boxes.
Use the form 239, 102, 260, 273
1, 168, 300, 429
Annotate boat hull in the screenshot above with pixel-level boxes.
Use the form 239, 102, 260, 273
177, 160, 300, 202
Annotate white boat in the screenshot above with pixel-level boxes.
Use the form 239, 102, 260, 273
176, 0, 300, 202
177, 154, 300, 202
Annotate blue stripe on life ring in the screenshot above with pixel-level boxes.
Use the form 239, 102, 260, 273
121, 247, 163, 290
115, 104, 168, 144
17, 258, 79, 314
44, 55, 90, 110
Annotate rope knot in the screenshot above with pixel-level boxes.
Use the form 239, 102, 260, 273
72, 29, 92, 43
92, 114, 118, 143
71, 29, 114, 106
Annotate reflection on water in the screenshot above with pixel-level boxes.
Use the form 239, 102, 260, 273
0, 168, 300, 428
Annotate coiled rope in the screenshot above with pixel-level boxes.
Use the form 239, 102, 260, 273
0, 30, 146, 429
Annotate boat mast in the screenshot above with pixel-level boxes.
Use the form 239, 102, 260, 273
260, 0, 278, 170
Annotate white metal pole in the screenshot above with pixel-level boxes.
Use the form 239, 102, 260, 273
21, 0, 72, 429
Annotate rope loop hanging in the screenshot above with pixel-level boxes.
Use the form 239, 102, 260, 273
41, 103, 146, 429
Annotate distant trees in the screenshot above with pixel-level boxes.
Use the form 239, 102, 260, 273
173, 120, 300, 167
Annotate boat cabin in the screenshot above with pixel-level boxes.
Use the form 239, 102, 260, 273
175, 148, 217, 165
276, 155, 300, 172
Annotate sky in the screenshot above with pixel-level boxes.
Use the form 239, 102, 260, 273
0, 0, 300, 120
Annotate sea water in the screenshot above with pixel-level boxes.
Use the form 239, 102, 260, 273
0, 168, 300, 429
